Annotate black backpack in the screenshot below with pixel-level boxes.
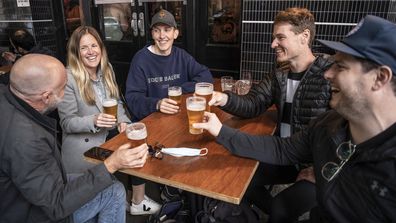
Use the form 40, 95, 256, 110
195, 197, 265, 223
147, 186, 191, 223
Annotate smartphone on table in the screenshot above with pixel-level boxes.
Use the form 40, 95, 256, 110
84, 147, 113, 161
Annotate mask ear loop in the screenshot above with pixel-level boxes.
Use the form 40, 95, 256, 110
199, 148, 208, 156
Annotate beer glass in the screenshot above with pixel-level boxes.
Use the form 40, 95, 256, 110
221, 76, 234, 92
194, 82, 213, 112
236, 72, 252, 95
102, 98, 118, 119
168, 86, 182, 106
126, 122, 147, 148
186, 96, 206, 134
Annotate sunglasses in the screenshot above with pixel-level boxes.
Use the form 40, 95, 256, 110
148, 142, 164, 160
321, 140, 356, 182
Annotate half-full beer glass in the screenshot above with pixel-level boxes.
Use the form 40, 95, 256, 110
102, 98, 118, 119
126, 122, 147, 147
168, 86, 182, 106
186, 96, 206, 134
195, 82, 213, 112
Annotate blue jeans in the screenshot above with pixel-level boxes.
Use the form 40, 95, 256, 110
70, 175, 126, 223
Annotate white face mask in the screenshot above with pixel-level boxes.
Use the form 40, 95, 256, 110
161, 147, 208, 157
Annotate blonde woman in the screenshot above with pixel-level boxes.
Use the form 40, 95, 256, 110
58, 26, 160, 215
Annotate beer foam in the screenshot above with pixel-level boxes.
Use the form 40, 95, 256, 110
103, 99, 117, 107
187, 103, 205, 111
168, 90, 182, 96
127, 129, 147, 140
195, 88, 212, 95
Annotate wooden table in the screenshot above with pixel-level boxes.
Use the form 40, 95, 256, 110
86, 86, 277, 204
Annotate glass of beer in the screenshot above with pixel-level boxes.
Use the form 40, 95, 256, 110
186, 96, 206, 134
102, 98, 118, 119
126, 122, 147, 148
194, 82, 213, 112
168, 86, 182, 106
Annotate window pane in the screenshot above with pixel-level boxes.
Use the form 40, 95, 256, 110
64, 0, 82, 35
208, 0, 240, 44
103, 3, 132, 41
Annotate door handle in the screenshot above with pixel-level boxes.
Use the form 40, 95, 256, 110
138, 12, 145, 37
131, 12, 138, 37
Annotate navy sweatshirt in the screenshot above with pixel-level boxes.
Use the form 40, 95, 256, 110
125, 45, 213, 121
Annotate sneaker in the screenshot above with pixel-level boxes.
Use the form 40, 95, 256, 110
130, 195, 161, 215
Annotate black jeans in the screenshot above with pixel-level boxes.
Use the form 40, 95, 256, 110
269, 180, 316, 223
244, 162, 299, 212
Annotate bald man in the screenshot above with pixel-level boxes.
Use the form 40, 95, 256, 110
0, 54, 149, 222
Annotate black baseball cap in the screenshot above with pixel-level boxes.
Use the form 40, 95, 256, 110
318, 15, 396, 75
150, 9, 177, 28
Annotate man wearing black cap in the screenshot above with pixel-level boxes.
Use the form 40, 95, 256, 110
194, 15, 396, 222
125, 9, 213, 121
124, 9, 213, 215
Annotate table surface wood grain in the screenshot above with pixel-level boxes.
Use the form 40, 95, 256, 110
86, 82, 277, 204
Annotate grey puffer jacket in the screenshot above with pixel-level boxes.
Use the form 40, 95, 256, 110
222, 55, 333, 135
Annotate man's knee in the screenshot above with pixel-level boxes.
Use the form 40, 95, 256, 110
111, 180, 126, 199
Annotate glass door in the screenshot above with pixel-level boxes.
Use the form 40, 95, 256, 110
93, 0, 188, 93
196, 0, 241, 77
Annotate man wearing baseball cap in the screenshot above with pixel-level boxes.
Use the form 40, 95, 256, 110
126, 9, 213, 121
194, 15, 396, 222
124, 9, 213, 215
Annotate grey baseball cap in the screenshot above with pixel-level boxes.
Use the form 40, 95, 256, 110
150, 9, 177, 28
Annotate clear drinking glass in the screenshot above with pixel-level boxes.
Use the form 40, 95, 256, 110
102, 98, 118, 119
236, 72, 252, 95
221, 76, 234, 92
126, 122, 147, 147
194, 82, 213, 112
186, 96, 206, 134
168, 86, 182, 106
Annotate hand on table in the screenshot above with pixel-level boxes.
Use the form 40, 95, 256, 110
193, 112, 222, 137
158, 98, 179, 114
104, 143, 148, 173
208, 91, 228, 107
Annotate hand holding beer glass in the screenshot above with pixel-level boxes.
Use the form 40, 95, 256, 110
126, 122, 147, 147
195, 82, 213, 112
103, 98, 118, 119
95, 98, 118, 128
168, 86, 182, 112
186, 96, 206, 134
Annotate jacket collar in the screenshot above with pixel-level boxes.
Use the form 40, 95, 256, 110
325, 110, 396, 162
5, 86, 58, 135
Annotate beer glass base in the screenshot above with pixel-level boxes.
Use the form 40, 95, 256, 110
189, 128, 203, 134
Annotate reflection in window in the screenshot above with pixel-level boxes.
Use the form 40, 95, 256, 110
103, 3, 132, 41
64, 0, 82, 35
208, 0, 240, 44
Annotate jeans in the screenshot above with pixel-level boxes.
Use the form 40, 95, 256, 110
70, 175, 126, 223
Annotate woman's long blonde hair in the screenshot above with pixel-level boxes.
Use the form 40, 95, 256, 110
67, 26, 119, 105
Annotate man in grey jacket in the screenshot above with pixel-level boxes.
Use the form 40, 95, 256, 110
196, 15, 396, 222
0, 54, 148, 222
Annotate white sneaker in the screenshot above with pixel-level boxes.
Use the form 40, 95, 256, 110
130, 195, 161, 215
